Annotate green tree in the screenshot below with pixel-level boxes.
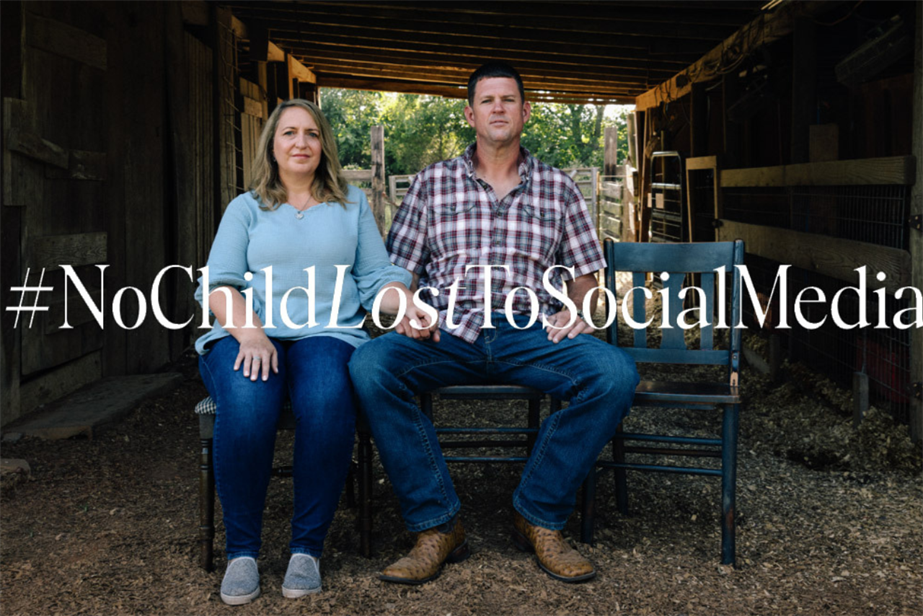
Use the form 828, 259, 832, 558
320, 88, 629, 175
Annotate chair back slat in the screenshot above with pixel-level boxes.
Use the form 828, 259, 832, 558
631, 271, 647, 348
699, 272, 715, 350
660, 273, 687, 350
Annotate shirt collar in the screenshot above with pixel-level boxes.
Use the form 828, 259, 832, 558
462, 143, 534, 183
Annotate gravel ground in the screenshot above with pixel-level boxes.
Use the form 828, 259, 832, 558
2, 327, 921, 615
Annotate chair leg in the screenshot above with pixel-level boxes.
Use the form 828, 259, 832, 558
721, 403, 740, 566
613, 425, 629, 515
357, 429, 373, 558
198, 437, 215, 572
580, 468, 597, 544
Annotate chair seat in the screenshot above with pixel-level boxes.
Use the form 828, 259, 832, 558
633, 380, 740, 405
432, 384, 547, 400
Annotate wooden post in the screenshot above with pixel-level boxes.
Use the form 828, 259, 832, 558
603, 126, 618, 177
165, 1, 195, 356
370, 126, 386, 237
213, 5, 237, 212
790, 17, 816, 165
0, 5, 23, 424
909, 3, 923, 442
626, 111, 637, 169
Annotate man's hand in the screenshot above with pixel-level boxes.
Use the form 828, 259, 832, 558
394, 303, 441, 342
544, 309, 594, 343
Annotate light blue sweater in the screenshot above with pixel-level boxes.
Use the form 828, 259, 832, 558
194, 185, 411, 354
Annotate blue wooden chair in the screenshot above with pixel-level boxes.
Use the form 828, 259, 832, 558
580, 239, 744, 566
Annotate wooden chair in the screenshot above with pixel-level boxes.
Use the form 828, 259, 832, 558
580, 239, 745, 566
195, 398, 362, 570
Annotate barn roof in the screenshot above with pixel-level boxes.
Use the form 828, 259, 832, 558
220, 0, 774, 105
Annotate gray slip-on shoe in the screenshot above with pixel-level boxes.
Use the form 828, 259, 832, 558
220, 557, 260, 605
282, 553, 322, 598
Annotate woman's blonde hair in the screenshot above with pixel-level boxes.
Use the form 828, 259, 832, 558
250, 99, 349, 210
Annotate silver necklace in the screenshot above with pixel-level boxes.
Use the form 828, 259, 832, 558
294, 194, 313, 220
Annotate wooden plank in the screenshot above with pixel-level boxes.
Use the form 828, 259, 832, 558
24, 11, 106, 71
0, 205, 21, 426
19, 351, 102, 420
634, 2, 829, 110
686, 155, 718, 171
5, 127, 69, 168
3, 97, 29, 206
29, 232, 107, 270
720, 157, 916, 188
910, 4, 923, 443
44, 150, 106, 181
720, 165, 785, 188
716, 220, 912, 294
243, 95, 262, 118
17, 372, 181, 440
342, 169, 373, 183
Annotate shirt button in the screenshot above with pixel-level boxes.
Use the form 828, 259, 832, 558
493, 238, 501, 246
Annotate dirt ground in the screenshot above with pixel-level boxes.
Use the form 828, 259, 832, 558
2, 331, 921, 616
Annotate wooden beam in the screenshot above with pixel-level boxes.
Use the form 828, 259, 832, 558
287, 54, 316, 84
5, 127, 69, 169
44, 150, 107, 181
308, 59, 639, 96
719, 157, 916, 188
910, 2, 923, 442
294, 48, 660, 91
232, 9, 718, 54
29, 232, 107, 270
717, 220, 912, 294
341, 169, 373, 183
635, 1, 831, 110
24, 11, 107, 71
286, 43, 675, 82
268, 27, 691, 67
318, 76, 629, 105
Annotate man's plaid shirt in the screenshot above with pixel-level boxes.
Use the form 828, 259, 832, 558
386, 144, 606, 343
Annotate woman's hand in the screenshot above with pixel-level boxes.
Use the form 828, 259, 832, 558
233, 331, 279, 381
395, 302, 441, 342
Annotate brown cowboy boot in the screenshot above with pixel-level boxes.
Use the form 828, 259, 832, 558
512, 512, 596, 582
379, 519, 470, 585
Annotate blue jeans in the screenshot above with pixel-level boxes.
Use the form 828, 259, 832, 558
199, 335, 357, 559
348, 315, 639, 532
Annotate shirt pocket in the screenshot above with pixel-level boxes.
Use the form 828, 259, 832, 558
430, 195, 481, 256
515, 192, 565, 262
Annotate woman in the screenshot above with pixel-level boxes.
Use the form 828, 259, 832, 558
195, 99, 420, 605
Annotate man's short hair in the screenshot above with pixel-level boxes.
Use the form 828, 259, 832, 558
467, 62, 525, 106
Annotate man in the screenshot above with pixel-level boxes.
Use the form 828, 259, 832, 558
349, 62, 639, 584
